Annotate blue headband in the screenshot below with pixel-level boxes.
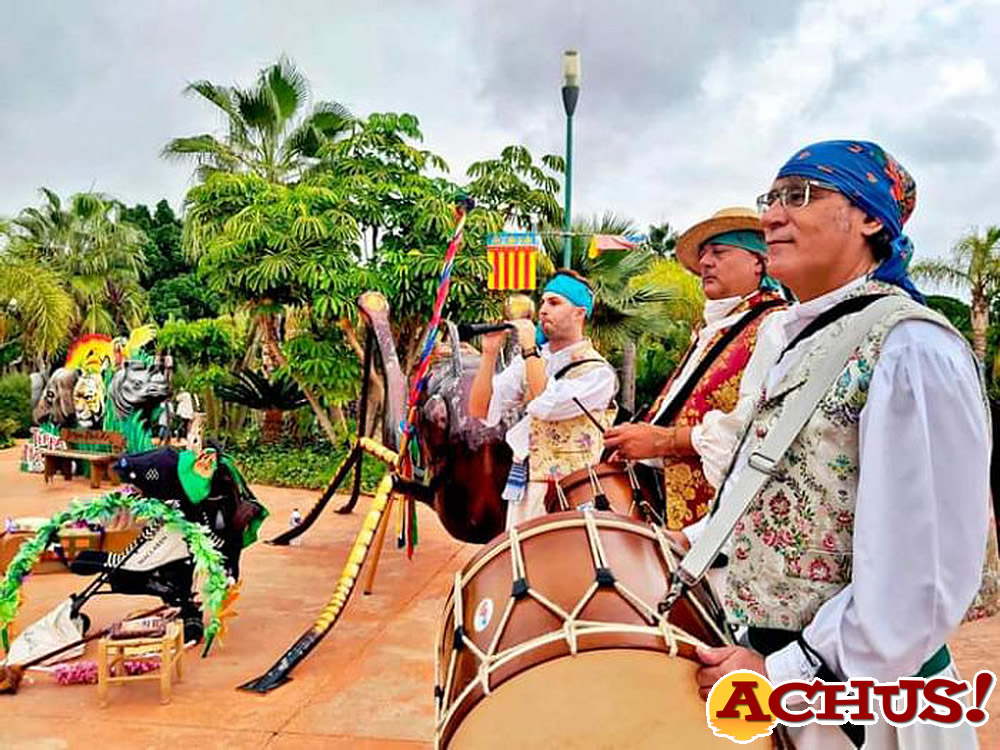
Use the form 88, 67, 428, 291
543, 274, 594, 318
777, 140, 922, 302
706, 231, 782, 293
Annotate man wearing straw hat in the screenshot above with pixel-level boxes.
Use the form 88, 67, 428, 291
605, 208, 786, 530
468, 269, 618, 529
687, 140, 993, 749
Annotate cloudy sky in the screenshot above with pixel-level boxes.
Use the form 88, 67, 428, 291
2, 0, 998, 270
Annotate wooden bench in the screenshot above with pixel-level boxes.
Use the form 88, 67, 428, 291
39, 429, 125, 489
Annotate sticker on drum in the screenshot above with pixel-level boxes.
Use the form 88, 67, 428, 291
473, 598, 494, 632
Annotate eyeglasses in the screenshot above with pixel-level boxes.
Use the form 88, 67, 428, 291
756, 179, 839, 214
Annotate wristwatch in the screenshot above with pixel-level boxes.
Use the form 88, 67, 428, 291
522, 347, 541, 360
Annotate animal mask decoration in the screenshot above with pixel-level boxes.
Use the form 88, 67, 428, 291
72, 373, 107, 429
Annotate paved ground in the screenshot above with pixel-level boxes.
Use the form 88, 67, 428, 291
1, 442, 998, 749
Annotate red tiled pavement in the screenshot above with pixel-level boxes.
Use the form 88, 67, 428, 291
1, 442, 998, 748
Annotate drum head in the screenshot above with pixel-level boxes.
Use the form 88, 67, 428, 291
445, 649, 765, 748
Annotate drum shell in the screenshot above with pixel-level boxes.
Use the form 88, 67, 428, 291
435, 511, 729, 748
543, 463, 639, 518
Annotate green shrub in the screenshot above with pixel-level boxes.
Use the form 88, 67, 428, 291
0, 373, 33, 438
0, 417, 18, 448
226, 438, 384, 491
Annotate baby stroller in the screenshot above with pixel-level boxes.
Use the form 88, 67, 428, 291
67, 442, 267, 644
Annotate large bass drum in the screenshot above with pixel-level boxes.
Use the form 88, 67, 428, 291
434, 511, 751, 749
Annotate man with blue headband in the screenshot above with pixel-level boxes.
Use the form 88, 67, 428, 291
605, 207, 786, 531
686, 141, 994, 749
469, 269, 618, 528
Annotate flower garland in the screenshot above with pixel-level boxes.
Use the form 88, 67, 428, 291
0, 489, 230, 655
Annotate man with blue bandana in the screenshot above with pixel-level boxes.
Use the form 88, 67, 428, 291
469, 269, 618, 529
687, 141, 994, 749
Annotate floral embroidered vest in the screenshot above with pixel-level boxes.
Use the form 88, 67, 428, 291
528, 341, 617, 482
723, 281, 979, 630
648, 291, 785, 530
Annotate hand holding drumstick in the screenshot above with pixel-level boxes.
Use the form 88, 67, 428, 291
604, 413, 694, 463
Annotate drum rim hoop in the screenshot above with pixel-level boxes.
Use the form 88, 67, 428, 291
434, 623, 707, 747
435, 627, 708, 743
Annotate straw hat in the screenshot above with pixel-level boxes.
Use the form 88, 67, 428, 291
675, 207, 763, 275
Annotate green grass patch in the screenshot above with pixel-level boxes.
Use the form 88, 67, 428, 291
226, 440, 386, 492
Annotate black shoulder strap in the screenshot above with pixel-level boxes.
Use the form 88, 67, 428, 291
652, 299, 784, 427
777, 294, 887, 363
554, 357, 610, 381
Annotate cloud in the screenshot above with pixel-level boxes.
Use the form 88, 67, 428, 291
886, 114, 995, 164
0, 0, 997, 270
472, 0, 810, 119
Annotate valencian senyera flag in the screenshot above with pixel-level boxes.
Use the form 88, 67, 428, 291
486, 232, 540, 290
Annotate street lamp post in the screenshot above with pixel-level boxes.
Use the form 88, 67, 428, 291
561, 50, 580, 269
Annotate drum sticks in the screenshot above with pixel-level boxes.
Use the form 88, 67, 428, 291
572, 397, 607, 432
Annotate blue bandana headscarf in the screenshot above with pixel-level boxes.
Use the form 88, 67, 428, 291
543, 273, 594, 317
536, 273, 594, 347
776, 140, 923, 302
707, 230, 782, 293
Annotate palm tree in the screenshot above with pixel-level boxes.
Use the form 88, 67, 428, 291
167, 58, 356, 444
646, 221, 678, 258
911, 226, 1000, 361
4, 189, 148, 338
540, 212, 689, 410
216, 370, 308, 444
163, 55, 354, 185
0, 258, 75, 367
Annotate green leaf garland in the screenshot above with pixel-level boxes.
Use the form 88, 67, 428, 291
0, 489, 229, 654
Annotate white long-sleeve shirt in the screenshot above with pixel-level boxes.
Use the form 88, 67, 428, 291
690, 275, 991, 683
646, 293, 763, 471
483, 338, 618, 462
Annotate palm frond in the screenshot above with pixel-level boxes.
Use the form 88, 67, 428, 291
263, 55, 309, 123
216, 370, 307, 410
910, 259, 970, 290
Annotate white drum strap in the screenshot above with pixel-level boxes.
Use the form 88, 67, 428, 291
586, 465, 602, 496
651, 524, 731, 646
554, 477, 569, 510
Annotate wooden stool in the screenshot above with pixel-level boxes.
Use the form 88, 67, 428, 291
97, 621, 183, 706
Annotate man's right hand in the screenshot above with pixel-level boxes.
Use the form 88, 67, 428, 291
480, 328, 509, 355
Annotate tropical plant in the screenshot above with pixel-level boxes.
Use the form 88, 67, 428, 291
465, 145, 564, 229
314, 111, 451, 262
924, 295, 972, 339
216, 370, 308, 444
180, 173, 361, 440
157, 316, 246, 367
0, 258, 75, 365
170, 59, 566, 441
645, 221, 678, 258
162, 55, 354, 184
911, 225, 1000, 361
3, 189, 148, 337
121, 200, 220, 323
0, 373, 32, 442
167, 58, 358, 442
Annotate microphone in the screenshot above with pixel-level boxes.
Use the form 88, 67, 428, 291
457, 322, 514, 340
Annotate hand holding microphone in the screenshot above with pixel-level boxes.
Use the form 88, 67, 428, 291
456, 322, 514, 339
461, 294, 539, 355
466, 319, 536, 356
